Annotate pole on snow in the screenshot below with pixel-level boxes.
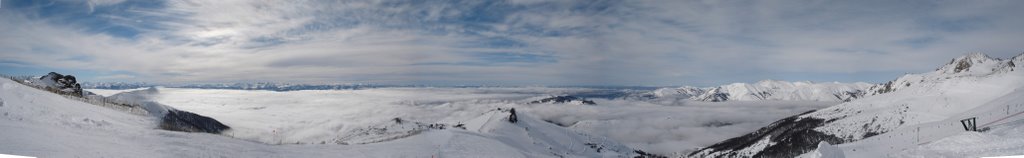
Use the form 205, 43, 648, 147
960, 117, 977, 131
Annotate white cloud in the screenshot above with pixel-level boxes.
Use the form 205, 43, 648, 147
86, 0, 127, 13
2, 0, 1024, 85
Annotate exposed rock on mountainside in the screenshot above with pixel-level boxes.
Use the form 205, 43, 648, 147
640, 80, 873, 103
529, 95, 596, 105
30, 72, 84, 96
868, 52, 1018, 95
690, 52, 1024, 158
688, 110, 845, 157
160, 109, 231, 134
108, 88, 231, 134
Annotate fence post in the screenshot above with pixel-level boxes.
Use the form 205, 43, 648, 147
960, 117, 977, 131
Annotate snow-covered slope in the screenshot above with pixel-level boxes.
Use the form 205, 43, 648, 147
893, 109, 1024, 157
0, 78, 641, 157
836, 86, 1024, 157
650, 86, 707, 99
142, 86, 833, 157
810, 53, 1022, 142
694, 80, 874, 102
639, 80, 872, 103
690, 52, 1024, 157
868, 52, 1017, 95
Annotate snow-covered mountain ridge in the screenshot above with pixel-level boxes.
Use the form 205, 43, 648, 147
640, 80, 874, 102
868, 52, 1019, 95
689, 52, 1024, 157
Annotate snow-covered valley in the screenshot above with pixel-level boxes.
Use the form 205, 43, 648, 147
5, 53, 1024, 158
5, 79, 643, 157
5, 77, 836, 157
145, 87, 835, 156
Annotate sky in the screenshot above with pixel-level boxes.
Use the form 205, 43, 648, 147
0, 0, 1023, 86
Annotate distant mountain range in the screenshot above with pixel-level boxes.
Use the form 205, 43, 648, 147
83, 80, 877, 102
637, 80, 874, 102
80, 82, 385, 91
689, 52, 1024, 157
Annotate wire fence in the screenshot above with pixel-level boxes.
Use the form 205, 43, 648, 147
1, 74, 149, 116
842, 103, 1024, 157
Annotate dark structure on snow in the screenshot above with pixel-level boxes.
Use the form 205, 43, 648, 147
159, 109, 231, 134
39, 72, 84, 97
529, 96, 596, 105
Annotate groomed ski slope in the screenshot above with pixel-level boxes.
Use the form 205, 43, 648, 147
838, 88, 1024, 157
802, 53, 1024, 157
894, 113, 1024, 157
0, 78, 633, 157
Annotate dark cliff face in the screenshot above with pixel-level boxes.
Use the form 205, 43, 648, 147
159, 109, 231, 134
689, 110, 845, 158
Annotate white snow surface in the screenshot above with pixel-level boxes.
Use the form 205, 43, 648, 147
1, 78, 645, 157
836, 87, 1024, 158
808, 53, 1023, 141
893, 120, 1024, 158
799, 141, 845, 158
145, 87, 832, 156
786, 53, 1024, 157
700, 53, 1023, 158
0, 78, 834, 157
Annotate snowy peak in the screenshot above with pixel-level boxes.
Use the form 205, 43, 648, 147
1012, 52, 1024, 69
693, 80, 873, 102
871, 52, 1018, 95
695, 87, 730, 102
650, 86, 707, 98
693, 52, 1024, 158
635, 80, 872, 102
938, 52, 999, 74
754, 79, 810, 87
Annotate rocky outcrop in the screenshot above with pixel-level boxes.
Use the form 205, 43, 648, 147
159, 109, 231, 134
528, 95, 596, 105
36, 72, 84, 96
109, 88, 231, 134
694, 87, 730, 102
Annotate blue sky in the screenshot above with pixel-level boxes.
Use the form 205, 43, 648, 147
1, 0, 1023, 86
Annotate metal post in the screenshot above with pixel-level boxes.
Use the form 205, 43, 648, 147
960, 117, 977, 131
916, 127, 920, 143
